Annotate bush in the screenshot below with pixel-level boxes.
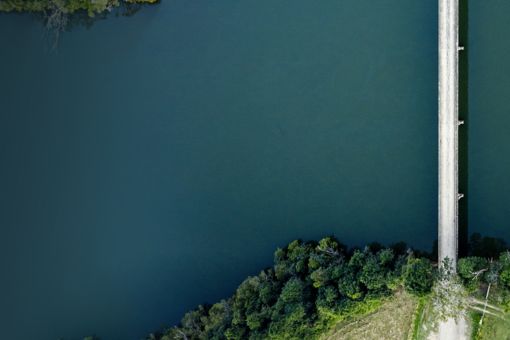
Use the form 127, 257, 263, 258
403, 257, 434, 295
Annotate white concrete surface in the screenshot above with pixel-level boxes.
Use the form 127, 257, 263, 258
429, 318, 468, 340
438, 0, 459, 270
438, 0, 466, 339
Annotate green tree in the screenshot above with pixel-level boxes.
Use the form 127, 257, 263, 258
269, 278, 313, 339
180, 304, 208, 339
148, 237, 444, 340
274, 240, 313, 281
203, 300, 232, 339
338, 264, 363, 300
309, 237, 345, 289
359, 252, 388, 292
315, 285, 340, 309
457, 256, 488, 291
230, 270, 278, 338
499, 251, 510, 288
403, 257, 433, 295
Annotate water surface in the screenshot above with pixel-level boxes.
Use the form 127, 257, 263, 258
467, 0, 510, 243
0, 1, 437, 339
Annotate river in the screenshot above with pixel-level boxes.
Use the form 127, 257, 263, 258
466, 0, 510, 247
0, 1, 438, 339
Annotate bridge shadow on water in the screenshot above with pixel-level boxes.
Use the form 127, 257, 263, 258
458, 0, 469, 257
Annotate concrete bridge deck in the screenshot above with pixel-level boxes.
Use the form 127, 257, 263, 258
438, 0, 466, 338
438, 0, 459, 272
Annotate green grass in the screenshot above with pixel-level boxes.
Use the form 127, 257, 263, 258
469, 311, 482, 340
469, 285, 510, 340
409, 295, 431, 340
320, 291, 418, 340
474, 314, 510, 340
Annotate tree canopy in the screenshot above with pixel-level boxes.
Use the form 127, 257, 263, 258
0, 0, 157, 16
148, 237, 435, 340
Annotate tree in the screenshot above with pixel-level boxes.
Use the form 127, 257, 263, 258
180, 304, 208, 339
274, 240, 313, 281
230, 271, 278, 338
499, 251, 510, 288
403, 257, 433, 295
0, 0, 159, 47
431, 258, 468, 323
359, 253, 388, 292
148, 237, 446, 340
457, 257, 488, 291
338, 263, 363, 300
269, 278, 313, 339
309, 237, 345, 289
315, 285, 340, 309
484, 259, 502, 285
203, 300, 232, 339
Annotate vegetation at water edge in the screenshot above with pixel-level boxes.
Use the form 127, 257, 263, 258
146, 233, 510, 340
74, 233, 510, 339
0, 0, 157, 16
0, 0, 159, 37
146, 237, 434, 340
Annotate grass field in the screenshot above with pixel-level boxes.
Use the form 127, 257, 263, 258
470, 301, 510, 339
469, 286, 510, 340
471, 313, 510, 340
320, 292, 422, 340
317, 287, 510, 340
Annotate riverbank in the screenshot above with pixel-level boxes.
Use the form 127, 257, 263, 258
146, 237, 435, 340
144, 234, 510, 340
0, 0, 158, 15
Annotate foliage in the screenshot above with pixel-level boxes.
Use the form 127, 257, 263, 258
149, 237, 434, 340
454, 247, 510, 339
431, 258, 469, 325
468, 285, 510, 340
457, 251, 510, 290
458, 256, 489, 292
403, 256, 434, 296
0, 0, 158, 42
81, 234, 510, 339
0, 0, 157, 16
498, 251, 510, 289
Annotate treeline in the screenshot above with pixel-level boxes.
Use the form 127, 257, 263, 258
0, 0, 157, 17
458, 233, 510, 292
148, 237, 435, 340
0, 0, 159, 42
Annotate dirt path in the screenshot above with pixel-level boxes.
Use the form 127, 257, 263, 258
428, 317, 468, 340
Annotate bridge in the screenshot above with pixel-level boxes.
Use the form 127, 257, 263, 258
439, 0, 460, 274
438, 0, 467, 338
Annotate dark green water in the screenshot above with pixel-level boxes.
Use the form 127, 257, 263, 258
467, 0, 510, 244
0, 2, 438, 339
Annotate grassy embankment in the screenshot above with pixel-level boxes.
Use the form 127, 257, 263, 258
320, 291, 434, 340
469, 286, 510, 340
321, 285, 510, 340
